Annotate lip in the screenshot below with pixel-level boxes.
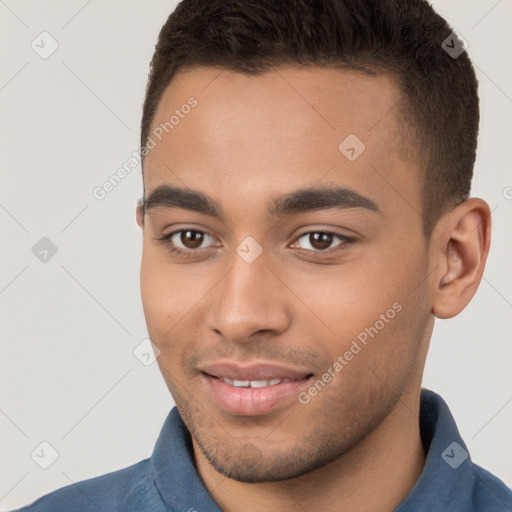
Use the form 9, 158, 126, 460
200, 362, 313, 416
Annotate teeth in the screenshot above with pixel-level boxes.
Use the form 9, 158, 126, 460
250, 380, 271, 388
232, 379, 250, 387
220, 377, 284, 388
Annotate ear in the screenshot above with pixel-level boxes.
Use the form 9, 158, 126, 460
136, 199, 144, 229
430, 198, 491, 319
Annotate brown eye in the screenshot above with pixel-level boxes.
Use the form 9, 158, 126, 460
180, 230, 204, 248
294, 231, 352, 252
158, 229, 219, 257
309, 232, 333, 250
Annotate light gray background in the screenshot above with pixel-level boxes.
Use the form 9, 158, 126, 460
0, 0, 511, 509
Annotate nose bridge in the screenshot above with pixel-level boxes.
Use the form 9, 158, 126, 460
208, 248, 289, 343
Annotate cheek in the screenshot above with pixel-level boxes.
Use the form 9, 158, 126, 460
290, 261, 401, 335
293, 246, 428, 357
140, 248, 185, 339
140, 252, 168, 337
139, 248, 212, 360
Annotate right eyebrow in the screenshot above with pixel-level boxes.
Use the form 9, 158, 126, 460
142, 185, 225, 220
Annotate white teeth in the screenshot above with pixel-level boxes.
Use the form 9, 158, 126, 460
220, 378, 284, 388
249, 380, 270, 388
232, 379, 250, 387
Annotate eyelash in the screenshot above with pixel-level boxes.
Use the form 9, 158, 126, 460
157, 229, 355, 259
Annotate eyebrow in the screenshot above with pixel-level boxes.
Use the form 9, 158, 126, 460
142, 184, 380, 220
143, 185, 222, 218
269, 186, 380, 217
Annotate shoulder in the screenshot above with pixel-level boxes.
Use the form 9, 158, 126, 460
471, 464, 512, 511
15, 458, 166, 512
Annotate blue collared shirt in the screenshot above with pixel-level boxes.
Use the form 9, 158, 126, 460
16, 389, 512, 511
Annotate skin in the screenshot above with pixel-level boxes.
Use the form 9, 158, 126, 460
136, 66, 491, 512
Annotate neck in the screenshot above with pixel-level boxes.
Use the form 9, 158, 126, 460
194, 389, 426, 512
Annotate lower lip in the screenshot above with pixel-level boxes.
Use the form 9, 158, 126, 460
204, 374, 311, 416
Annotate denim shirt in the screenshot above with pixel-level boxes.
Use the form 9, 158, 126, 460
16, 389, 512, 511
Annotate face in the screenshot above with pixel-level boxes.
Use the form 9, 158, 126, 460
138, 66, 434, 482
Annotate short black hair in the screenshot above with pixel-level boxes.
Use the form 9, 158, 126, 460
141, 0, 479, 236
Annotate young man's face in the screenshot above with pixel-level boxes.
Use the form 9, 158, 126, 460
137, 66, 435, 482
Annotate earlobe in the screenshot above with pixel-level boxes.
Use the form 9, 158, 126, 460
431, 198, 491, 319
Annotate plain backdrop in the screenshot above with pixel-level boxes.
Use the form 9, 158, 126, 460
0, 0, 511, 510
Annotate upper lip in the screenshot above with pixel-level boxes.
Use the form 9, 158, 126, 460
200, 362, 313, 381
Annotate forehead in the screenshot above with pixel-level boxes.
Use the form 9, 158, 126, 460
143, 66, 419, 220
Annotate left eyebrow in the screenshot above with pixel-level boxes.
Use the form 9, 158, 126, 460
268, 185, 381, 217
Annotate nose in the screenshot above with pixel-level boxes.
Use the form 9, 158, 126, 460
207, 250, 291, 344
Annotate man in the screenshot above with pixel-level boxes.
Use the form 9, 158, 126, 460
17, 0, 512, 510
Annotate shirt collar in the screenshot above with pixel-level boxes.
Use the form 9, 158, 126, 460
151, 407, 221, 512
150, 389, 476, 511
394, 388, 476, 511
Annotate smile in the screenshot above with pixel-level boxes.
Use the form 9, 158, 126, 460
218, 377, 293, 388
199, 362, 314, 416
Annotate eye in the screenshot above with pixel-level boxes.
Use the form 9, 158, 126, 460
292, 231, 353, 252
158, 229, 219, 254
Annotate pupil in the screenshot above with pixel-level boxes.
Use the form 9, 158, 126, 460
182, 230, 204, 248
310, 232, 332, 250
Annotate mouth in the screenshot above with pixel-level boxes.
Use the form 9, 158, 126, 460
199, 362, 314, 416
215, 377, 293, 388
